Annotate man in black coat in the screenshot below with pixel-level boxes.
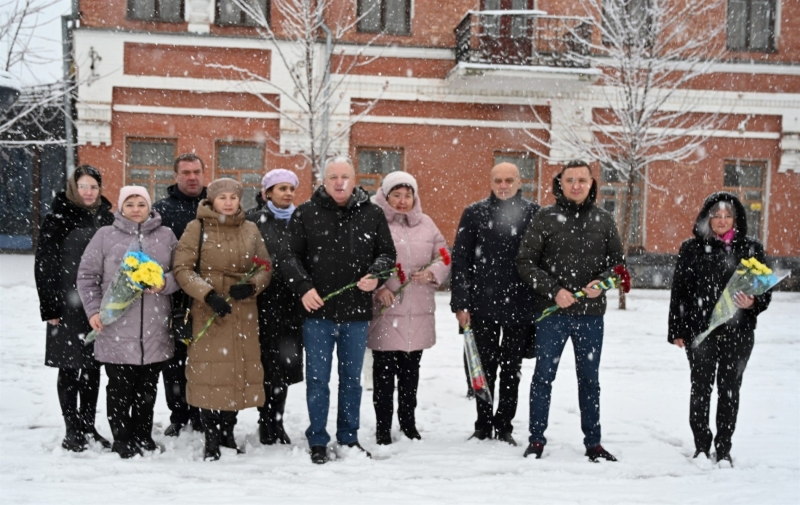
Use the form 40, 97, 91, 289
516, 160, 624, 462
450, 162, 539, 446
288, 157, 396, 464
151, 153, 207, 437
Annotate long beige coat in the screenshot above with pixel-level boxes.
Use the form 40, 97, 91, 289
174, 201, 271, 411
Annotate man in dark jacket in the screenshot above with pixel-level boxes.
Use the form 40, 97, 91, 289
450, 162, 539, 446
516, 160, 624, 462
151, 153, 207, 437
288, 157, 396, 464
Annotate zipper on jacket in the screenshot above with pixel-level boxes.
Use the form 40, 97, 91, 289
404, 223, 412, 353
138, 223, 145, 366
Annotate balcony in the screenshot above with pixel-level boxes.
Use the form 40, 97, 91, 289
447, 10, 601, 93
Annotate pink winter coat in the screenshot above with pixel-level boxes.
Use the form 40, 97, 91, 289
367, 190, 450, 352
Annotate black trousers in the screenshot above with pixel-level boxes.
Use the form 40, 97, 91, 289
372, 350, 423, 434
162, 344, 200, 426
471, 318, 530, 434
687, 329, 754, 455
106, 363, 161, 444
57, 366, 101, 432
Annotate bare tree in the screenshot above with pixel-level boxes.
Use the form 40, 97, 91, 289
216, 0, 387, 184
1, 0, 71, 142
525, 0, 727, 308
1, 0, 63, 76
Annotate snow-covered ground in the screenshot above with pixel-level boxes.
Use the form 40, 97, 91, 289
2, 254, 798, 504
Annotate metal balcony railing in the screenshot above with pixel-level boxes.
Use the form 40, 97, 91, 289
454, 10, 593, 68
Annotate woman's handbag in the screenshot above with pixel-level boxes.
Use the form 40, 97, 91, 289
170, 221, 203, 345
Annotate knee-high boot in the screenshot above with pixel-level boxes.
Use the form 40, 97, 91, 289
272, 385, 291, 444
219, 411, 243, 453
201, 409, 221, 461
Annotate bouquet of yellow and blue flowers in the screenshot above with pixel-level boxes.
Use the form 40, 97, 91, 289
84, 251, 165, 344
692, 257, 789, 348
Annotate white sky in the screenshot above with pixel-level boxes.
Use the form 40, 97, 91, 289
2, 0, 73, 85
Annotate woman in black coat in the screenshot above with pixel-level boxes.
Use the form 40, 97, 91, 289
668, 192, 771, 465
245, 169, 306, 445
34, 165, 114, 452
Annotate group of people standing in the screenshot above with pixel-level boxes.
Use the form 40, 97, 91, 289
35, 155, 771, 466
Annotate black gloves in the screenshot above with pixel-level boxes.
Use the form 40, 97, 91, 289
229, 284, 255, 300
205, 291, 232, 317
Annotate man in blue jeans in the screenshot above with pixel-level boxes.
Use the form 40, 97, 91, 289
516, 160, 625, 462
287, 157, 396, 464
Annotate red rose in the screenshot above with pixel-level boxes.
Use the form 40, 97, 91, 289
613, 265, 631, 293
396, 263, 407, 284
439, 247, 451, 266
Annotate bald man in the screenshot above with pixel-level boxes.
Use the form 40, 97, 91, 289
451, 162, 540, 445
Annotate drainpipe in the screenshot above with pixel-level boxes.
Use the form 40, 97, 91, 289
62, 0, 79, 179
320, 22, 332, 164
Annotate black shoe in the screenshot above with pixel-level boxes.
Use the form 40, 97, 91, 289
220, 430, 244, 453
376, 430, 392, 445
135, 437, 164, 453
586, 444, 617, 462
523, 442, 544, 459
495, 431, 517, 446
112, 440, 143, 459
468, 429, 491, 441
203, 431, 221, 461
273, 420, 291, 445
310, 445, 329, 464
164, 423, 184, 437
693, 449, 710, 459
715, 450, 733, 466
259, 421, 276, 445
61, 430, 87, 452
341, 442, 372, 459
401, 426, 421, 441
84, 427, 112, 449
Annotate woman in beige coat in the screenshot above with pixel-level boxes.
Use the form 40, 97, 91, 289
174, 178, 271, 460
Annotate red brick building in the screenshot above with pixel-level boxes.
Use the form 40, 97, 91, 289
70, 0, 800, 284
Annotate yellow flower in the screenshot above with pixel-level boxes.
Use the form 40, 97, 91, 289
740, 258, 753, 268
124, 256, 140, 268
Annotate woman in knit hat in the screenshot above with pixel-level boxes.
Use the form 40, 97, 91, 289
77, 185, 179, 458
245, 168, 305, 445
35, 165, 115, 453
174, 178, 272, 460
368, 171, 451, 445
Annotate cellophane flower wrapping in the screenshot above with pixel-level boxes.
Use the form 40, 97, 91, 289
692, 257, 789, 348
464, 326, 493, 404
84, 250, 164, 344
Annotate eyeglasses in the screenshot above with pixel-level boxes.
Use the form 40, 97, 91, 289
78, 184, 100, 191
710, 214, 734, 220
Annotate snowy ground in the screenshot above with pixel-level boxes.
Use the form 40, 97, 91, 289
1, 254, 798, 504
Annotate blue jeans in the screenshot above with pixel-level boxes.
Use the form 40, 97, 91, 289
303, 318, 369, 447
529, 315, 604, 448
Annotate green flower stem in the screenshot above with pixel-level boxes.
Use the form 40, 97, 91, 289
192, 264, 264, 345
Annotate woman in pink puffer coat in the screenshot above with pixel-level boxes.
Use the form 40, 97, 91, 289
368, 171, 450, 445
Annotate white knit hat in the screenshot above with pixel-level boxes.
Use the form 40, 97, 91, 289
381, 171, 418, 196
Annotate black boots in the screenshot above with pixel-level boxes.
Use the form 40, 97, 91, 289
376, 430, 392, 445
523, 442, 544, 459
259, 416, 291, 445
585, 444, 618, 462
201, 409, 241, 460
84, 426, 111, 449
61, 425, 87, 453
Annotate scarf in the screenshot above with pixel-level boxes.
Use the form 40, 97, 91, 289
65, 176, 101, 212
268, 200, 295, 222
716, 228, 735, 246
